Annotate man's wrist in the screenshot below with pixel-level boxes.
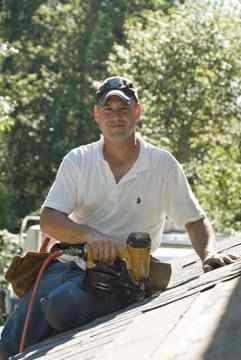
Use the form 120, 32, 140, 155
202, 248, 217, 261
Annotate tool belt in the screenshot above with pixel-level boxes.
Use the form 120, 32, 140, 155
5, 240, 172, 299
5, 252, 51, 297
83, 260, 145, 305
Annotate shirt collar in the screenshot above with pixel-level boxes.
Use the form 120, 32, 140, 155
96, 135, 149, 174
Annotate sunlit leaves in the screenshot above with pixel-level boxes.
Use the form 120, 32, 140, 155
109, 3, 241, 231
0, 0, 176, 229
0, 41, 18, 127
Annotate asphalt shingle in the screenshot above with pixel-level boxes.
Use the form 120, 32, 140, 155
12, 234, 241, 360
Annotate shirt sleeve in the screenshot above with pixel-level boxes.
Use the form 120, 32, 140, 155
41, 152, 80, 214
164, 153, 205, 227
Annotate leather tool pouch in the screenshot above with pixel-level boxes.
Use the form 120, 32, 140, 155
5, 252, 50, 298
83, 260, 143, 305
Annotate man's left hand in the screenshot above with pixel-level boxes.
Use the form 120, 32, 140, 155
203, 252, 240, 272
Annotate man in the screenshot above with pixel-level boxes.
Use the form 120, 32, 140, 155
0, 76, 238, 359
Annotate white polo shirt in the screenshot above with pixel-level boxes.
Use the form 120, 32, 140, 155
42, 137, 205, 251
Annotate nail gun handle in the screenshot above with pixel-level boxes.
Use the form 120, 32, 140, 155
116, 248, 131, 269
84, 246, 128, 269
85, 245, 95, 268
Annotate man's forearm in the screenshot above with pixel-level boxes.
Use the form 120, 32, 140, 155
40, 207, 95, 244
185, 218, 216, 261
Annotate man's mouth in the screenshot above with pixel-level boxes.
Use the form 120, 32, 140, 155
110, 123, 125, 128
110, 121, 126, 127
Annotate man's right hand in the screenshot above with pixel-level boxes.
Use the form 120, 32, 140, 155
86, 230, 118, 264
40, 208, 118, 263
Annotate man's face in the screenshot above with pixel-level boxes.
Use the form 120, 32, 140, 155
94, 96, 141, 141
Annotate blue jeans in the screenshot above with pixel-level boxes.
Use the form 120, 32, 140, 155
0, 261, 125, 359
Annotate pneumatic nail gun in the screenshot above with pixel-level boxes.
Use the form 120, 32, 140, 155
57, 232, 171, 301
58, 232, 152, 302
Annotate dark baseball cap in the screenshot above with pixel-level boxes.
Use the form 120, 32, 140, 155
96, 76, 139, 105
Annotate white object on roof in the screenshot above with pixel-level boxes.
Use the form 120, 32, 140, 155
19, 215, 42, 252
153, 246, 194, 262
162, 232, 192, 246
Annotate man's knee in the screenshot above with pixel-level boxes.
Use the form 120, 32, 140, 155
41, 287, 90, 331
0, 340, 14, 360
41, 295, 69, 331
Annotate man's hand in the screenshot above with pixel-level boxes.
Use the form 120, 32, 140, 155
86, 229, 118, 264
202, 251, 240, 272
186, 218, 240, 272
41, 208, 118, 264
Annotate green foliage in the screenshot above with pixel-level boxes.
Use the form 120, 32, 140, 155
0, 230, 19, 324
0, 231, 19, 286
193, 145, 241, 232
0, 41, 17, 229
108, 4, 241, 231
1, 0, 240, 233
0, 0, 174, 229
0, 41, 17, 127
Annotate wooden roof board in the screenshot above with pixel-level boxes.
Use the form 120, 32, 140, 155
12, 234, 241, 360
98, 295, 198, 360
153, 277, 241, 360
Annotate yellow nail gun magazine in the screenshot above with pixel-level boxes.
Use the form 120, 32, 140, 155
58, 232, 172, 303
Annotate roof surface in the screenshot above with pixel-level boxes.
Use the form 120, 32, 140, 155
13, 233, 241, 360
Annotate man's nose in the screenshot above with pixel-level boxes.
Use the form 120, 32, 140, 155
110, 109, 122, 118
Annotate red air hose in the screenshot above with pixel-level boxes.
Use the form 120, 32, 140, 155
19, 249, 61, 353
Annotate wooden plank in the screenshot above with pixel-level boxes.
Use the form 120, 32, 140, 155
12, 236, 241, 360
152, 278, 241, 360
97, 295, 197, 360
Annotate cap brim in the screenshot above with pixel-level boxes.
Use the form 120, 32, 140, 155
99, 90, 132, 105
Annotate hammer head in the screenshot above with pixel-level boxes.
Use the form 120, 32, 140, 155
147, 256, 172, 291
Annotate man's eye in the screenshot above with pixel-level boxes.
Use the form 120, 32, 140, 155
103, 108, 129, 115
118, 109, 129, 115
103, 109, 111, 114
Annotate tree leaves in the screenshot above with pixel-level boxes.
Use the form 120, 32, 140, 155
0, 0, 173, 229
108, 3, 241, 231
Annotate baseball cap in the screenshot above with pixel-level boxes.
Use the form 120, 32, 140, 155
96, 76, 139, 105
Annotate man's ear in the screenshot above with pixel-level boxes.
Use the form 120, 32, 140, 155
134, 103, 142, 122
94, 105, 101, 126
